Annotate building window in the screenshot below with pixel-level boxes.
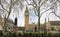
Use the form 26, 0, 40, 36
26, 30, 33, 32
51, 27, 54, 31
3, 27, 4, 29
26, 30, 27, 31
47, 29, 50, 31
8, 27, 10, 29
35, 27, 37, 32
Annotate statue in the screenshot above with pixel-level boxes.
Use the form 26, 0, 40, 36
14, 17, 17, 25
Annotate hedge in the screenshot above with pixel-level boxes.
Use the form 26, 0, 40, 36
0, 31, 60, 37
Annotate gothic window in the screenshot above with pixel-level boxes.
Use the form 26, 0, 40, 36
8, 27, 10, 29
47, 29, 50, 31
35, 26, 37, 32
51, 27, 54, 31
3, 27, 4, 29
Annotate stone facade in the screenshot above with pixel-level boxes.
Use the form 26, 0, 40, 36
0, 16, 4, 30
50, 21, 60, 32
6, 19, 14, 32
25, 7, 45, 32
25, 6, 60, 32
45, 18, 60, 32
0, 7, 60, 32
25, 7, 37, 31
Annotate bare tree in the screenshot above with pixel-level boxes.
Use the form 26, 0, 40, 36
25, 0, 60, 32
0, 0, 25, 31
50, 0, 60, 18
25, 0, 47, 32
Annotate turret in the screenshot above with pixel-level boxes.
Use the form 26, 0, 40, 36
25, 6, 29, 31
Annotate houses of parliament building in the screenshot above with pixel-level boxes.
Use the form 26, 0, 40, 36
0, 7, 60, 32
24, 7, 60, 32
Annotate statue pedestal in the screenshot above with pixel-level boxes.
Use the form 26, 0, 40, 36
13, 25, 19, 34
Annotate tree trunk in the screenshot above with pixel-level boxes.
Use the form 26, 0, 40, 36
37, 5, 40, 32
3, 0, 12, 32
4, 17, 7, 32
38, 17, 40, 32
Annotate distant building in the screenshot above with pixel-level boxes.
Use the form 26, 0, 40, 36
0, 16, 14, 31
24, 6, 60, 32
45, 18, 60, 32
50, 21, 60, 31
24, 7, 45, 32
25, 7, 37, 31
0, 6, 60, 32
6, 19, 14, 32
0, 16, 4, 31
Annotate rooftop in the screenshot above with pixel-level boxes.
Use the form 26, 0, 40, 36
50, 21, 60, 26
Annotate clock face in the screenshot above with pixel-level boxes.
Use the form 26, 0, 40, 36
25, 13, 29, 15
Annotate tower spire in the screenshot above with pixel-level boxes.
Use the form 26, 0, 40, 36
45, 18, 47, 32
48, 17, 49, 22
25, 6, 29, 14
25, 6, 29, 31
45, 18, 46, 25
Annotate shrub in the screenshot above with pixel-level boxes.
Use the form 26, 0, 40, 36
0, 31, 60, 37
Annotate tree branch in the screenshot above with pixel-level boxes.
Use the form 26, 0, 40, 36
50, 11, 60, 18
35, 11, 38, 16
25, 0, 36, 8
49, 5, 60, 18
40, 0, 46, 7
0, 3, 9, 12
40, 3, 57, 17
6, 0, 12, 19
53, 13, 60, 18
38, 0, 41, 4
0, 0, 1, 4
32, 0, 37, 6
57, 0, 60, 2
12, 0, 19, 5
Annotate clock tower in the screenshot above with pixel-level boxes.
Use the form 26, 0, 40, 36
25, 7, 29, 30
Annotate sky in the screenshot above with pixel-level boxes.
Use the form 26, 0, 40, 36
9, 6, 60, 27
1, 0, 60, 27
9, 0, 60, 27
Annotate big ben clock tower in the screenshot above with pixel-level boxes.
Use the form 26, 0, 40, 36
25, 7, 29, 30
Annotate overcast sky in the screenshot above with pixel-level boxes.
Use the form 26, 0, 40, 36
9, 6, 60, 27
1, 0, 60, 27
9, 0, 60, 27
